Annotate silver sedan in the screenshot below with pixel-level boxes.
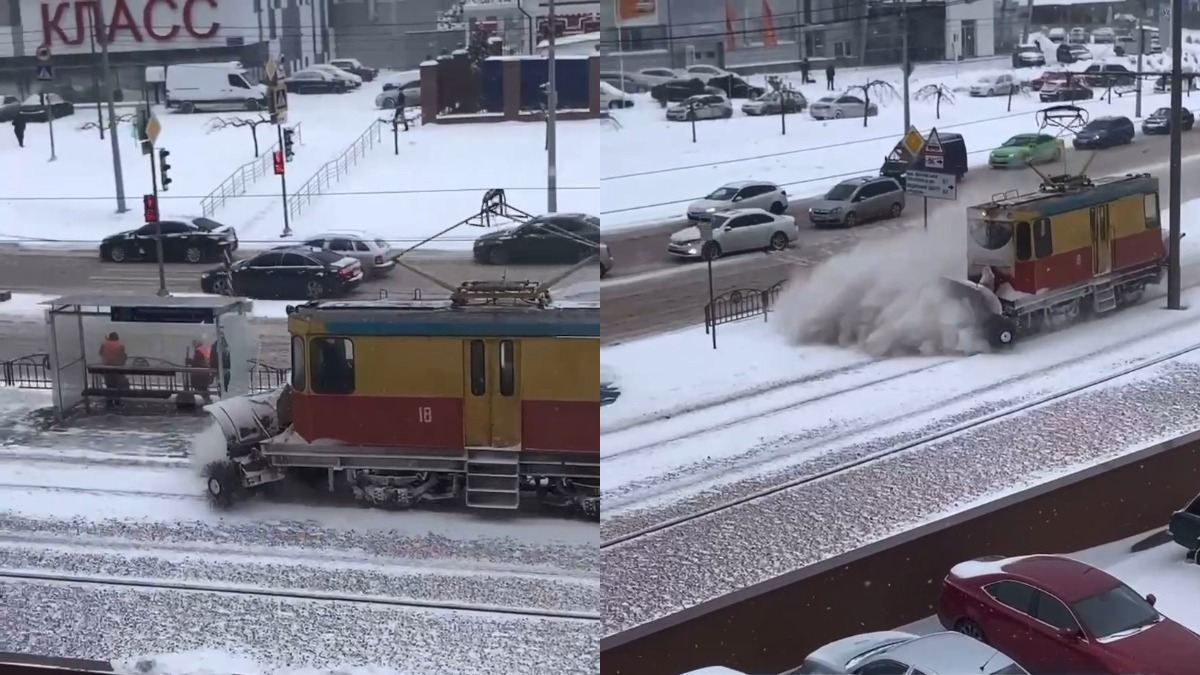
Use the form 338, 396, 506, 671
667, 208, 799, 260
666, 94, 733, 121
809, 94, 879, 120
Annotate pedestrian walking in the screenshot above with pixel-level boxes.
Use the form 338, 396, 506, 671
825, 63, 836, 91
800, 57, 812, 84
12, 116, 25, 148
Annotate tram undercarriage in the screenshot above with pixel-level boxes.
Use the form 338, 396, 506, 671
946, 262, 1166, 348
201, 389, 600, 519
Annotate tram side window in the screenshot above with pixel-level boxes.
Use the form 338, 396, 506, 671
291, 336, 306, 391
499, 340, 515, 397
1145, 193, 1160, 229
1015, 222, 1032, 261
310, 337, 354, 395
470, 340, 485, 396
1033, 218, 1053, 259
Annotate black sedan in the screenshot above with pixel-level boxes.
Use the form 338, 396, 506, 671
1040, 81, 1093, 103
651, 78, 723, 104
284, 71, 347, 94
1072, 116, 1135, 149
473, 214, 600, 265
1143, 106, 1195, 134
100, 217, 238, 264
705, 74, 766, 99
200, 247, 364, 300
19, 93, 74, 121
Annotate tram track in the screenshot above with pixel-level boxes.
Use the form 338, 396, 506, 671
0, 569, 601, 621
0, 482, 202, 502
600, 304, 1200, 550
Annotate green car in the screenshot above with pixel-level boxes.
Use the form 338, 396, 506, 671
989, 133, 1062, 169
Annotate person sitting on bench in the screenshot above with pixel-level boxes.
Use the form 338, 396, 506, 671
98, 332, 129, 409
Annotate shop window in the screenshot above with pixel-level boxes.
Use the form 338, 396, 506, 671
1015, 221, 1032, 261
470, 340, 485, 396
310, 337, 354, 395
1033, 217, 1053, 259
499, 340, 515, 397
290, 336, 305, 391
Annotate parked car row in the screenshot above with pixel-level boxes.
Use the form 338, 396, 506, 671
687, 553, 1200, 675
285, 63, 363, 95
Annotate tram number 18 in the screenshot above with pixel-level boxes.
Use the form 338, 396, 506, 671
417, 406, 433, 424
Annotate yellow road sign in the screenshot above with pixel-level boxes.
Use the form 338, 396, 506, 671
901, 125, 925, 155
144, 114, 161, 146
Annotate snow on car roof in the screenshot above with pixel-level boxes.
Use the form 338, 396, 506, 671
949, 554, 1035, 578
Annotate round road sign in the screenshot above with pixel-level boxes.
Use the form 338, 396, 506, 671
35, 45, 51, 62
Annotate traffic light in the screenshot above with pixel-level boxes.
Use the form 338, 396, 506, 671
143, 194, 159, 223
282, 127, 295, 162
273, 150, 285, 176
158, 148, 172, 192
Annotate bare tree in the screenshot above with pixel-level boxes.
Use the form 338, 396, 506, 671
76, 112, 135, 132
844, 79, 898, 128
765, 75, 801, 135
915, 83, 955, 120
206, 115, 274, 157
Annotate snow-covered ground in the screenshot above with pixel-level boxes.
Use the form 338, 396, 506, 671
602, 200, 1200, 522
0, 387, 598, 673
601, 46, 1200, 230
0, 80, 597, 252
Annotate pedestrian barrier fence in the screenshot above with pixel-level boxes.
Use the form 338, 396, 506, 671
287, 119, 386, 222
200, 122, 305, 218
2, 353, 288, 394
704, 280, 786, 333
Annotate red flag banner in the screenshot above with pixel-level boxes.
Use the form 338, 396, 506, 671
762, 0, 778, 48
725, 0, 737, 51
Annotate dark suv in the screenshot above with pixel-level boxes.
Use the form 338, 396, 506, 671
1082, 63, 1136, 88
1072, 116, 1135, 149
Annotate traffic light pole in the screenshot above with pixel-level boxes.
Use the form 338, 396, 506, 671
278, 123, 291, 238
148, 144, 167, 297
1168, 0, 1183, 310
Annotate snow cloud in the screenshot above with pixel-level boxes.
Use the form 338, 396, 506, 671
773, 226, 988, 357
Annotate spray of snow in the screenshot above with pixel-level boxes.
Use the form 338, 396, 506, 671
189, 421, 229, 476
774, 227, 989, 357
116, 650, 413, 675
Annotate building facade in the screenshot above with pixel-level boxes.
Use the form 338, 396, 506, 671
0, 0, 331, 100
945, 0, 994, 60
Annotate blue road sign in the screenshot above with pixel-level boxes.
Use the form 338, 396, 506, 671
36, 65, 54, 81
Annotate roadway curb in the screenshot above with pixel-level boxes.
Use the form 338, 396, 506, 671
600, 429, 1200, 674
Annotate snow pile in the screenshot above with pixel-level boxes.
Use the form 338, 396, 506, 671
774, 228, 987, 357
188, 421, 228, 476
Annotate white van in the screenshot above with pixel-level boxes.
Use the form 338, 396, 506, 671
165, 62, 268, 114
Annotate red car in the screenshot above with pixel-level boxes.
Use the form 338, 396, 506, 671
937, 554, 1200, 674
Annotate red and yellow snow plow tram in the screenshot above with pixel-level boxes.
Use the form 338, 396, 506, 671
950, 172, 1169, 347
202, 280, 600, 518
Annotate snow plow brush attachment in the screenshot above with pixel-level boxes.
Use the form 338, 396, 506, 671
941, 277, 1018, 349
203, 385, 292, 459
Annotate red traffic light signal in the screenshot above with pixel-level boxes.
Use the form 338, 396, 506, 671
143, 194, 159, 223
273, 150, 285, 176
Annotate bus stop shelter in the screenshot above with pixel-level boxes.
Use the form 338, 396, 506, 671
41, 294, 256, 419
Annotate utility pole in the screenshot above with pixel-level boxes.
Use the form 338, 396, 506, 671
546, 0, 558, 213
94, 0, 127, 213
88, 11, 103, 140
1136, 0, 1146, 118
1169, 0, 1183, 309
901, 1, 910, 133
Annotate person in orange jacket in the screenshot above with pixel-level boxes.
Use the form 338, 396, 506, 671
98, 332, 128, 408
186, 339, 213, 404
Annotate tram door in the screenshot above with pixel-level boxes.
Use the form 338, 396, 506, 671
463, 339, 522, 448
1090, 205, 1112, 275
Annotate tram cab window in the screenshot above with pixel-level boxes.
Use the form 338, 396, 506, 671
310, 337, 355, 395
499, 340, 515, 396
1145, 193, 1160, 229
469, 340, 486, 396
1033, 218, 1053, 258
970, 213, 1013, 250
1015, 222, 1033, 261
291, 336, 306, 391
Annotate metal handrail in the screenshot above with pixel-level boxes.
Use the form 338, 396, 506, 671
200, 122, 304, 218
287, 119, 385, 221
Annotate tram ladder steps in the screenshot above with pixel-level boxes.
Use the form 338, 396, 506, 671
1094, 282, 1118, 313
465, 447, 521, 510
